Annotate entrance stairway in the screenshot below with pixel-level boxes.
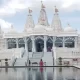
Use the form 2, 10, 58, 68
42, 52, 53, 66
14, 50, 28, 66
13, 51, 53, 66
29, 52, 43, 66
14, 52, 43, 66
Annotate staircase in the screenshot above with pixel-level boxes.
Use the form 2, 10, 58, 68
14, 51, 43, 66
14, 50, 28, 66
32, 52, 43, 58
13, 51, 53, 66
14, 58, 27, 66
29, 52, 43, 66
42, 52, 53, 66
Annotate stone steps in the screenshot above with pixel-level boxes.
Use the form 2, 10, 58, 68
14, 58, 27, 66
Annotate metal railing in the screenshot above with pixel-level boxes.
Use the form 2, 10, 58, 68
21, 50, 26, 58
12, 58, 17, 66
25, 52, 29, 66
51, 50, 54, 65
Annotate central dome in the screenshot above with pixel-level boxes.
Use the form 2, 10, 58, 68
33, 24, 47, 34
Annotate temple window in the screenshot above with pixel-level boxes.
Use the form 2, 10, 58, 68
7, 38, 16, 49
55, 37, 63, 47
18, 38, 25, 48
65, 37, 74, 48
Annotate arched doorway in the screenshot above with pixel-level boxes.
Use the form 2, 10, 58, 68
35, 39, 44, 52
27, 38, 32, 52
47, 38, 53, 52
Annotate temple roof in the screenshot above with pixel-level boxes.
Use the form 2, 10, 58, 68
51, 7, 63, 32
7, 25, 18, 34
3, 2, 78, 37
38, 2, 49, 26
24, 8, 34, 32
64, 24, 77, 33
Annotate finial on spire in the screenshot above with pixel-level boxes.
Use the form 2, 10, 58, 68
68, 23, 71, 27
41, 0, 43, 4
54, 6, 59, 13
41, 0, 45, 8
68, 23, 69, 26
28, 7, 32, 14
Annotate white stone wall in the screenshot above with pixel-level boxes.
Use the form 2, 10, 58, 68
0, 48, 24, 66
54, 47, 80, 65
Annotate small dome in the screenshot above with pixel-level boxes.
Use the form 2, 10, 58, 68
64, 24, 76, 32
35, 24, 46, 28
34, 24, 46, 32
46, 27, 53, 31
26, 28, 33, 33
7, 25, 17, 34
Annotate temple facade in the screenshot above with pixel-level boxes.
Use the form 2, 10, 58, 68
1, 4, 78, 52
0, 2, 80, 66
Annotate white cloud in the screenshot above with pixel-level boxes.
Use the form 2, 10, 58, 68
0, 18, 12, 32
62, 0, 76, 8
0, 0, 80, 16
0, 19, 12, 30
0, 0, 32, 16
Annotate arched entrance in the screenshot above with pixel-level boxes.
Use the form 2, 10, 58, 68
35, 39, 44, 52
47, 38, 53, 52
27, 38, 32, 52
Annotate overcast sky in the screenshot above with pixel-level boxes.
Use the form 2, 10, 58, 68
0, 0, 80, 32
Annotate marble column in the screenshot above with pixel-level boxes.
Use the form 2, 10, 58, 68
53, 47, 57, 66
16, 38, 18, 48
44, 36, 47, 52
31, 36, 35, 52
24, 37, 28, 52
53, 37, 55, 47
75, 37, 77, 48
5, 39, 8, 49
63, 37, 65, 47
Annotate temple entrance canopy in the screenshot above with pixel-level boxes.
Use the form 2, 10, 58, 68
35, 39, 44, 52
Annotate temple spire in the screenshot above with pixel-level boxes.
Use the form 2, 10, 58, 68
51, 6, 62, 32
55, 6, 59, 13
24, 8, 34, 32
38, 1, 49, 26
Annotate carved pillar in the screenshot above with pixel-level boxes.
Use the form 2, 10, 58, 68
63, 37, 65, 47
31, 36, 35, 52
5, 39, 8, 49
24, 37, 28, 52
53, 37, 55, 47
44, 36, 47, 52
75, 37, 77, 48
16, 38, 18, 48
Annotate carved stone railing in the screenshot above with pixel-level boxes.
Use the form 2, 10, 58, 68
12, 58, 17, 66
